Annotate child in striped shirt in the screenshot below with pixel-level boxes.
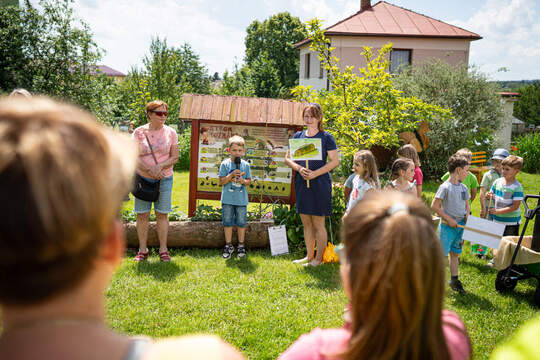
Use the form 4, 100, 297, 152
488, 155, 524, 236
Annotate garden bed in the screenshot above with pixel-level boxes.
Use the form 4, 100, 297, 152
124, 220, 273, 248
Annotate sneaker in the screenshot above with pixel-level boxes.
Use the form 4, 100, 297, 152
449, 279, 466, 294
222, 244, 234, 259
486, 259, 494, 268
237, 245, 246, 258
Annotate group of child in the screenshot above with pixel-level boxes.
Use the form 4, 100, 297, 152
341, 144, 524, 294
218, 134, 525, 295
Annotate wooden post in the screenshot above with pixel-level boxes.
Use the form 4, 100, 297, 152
188, 119, 200, 217
306, 159, 310, 188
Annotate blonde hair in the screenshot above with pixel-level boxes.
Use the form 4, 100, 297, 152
390, 158, 414, 181
353, 150, 378, 187
455, 148, 472, 163
341, 191, 456, 360
302, 103, 323, 131
0, 97, 137, 305
501, 155, 523, 170
397, 144, 420, 167
228, 135, 245, 148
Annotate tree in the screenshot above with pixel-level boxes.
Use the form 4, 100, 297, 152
514, 82, 540, 126
244, 12, 307, 97
393, 59, 505, 178
217, 63, 255, 97
212, 72, 220, 81
119, 38, 211, 127
291, 19, 451, 158
0, 0, 18, 7
0, 0, 116, 121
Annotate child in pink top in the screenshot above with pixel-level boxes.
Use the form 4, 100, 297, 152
279, 191, 471, 360
398, 144, 423, 197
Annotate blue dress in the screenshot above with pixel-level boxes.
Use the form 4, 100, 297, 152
292, 130, 337, 216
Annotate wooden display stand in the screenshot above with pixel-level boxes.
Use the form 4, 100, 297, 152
179, 94, 306, 217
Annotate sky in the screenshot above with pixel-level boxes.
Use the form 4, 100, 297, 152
34, 0, 540, 81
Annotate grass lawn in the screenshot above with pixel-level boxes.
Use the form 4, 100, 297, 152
110, 171, 539, 359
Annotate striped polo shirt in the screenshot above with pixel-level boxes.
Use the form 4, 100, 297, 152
490, 178, 523, 225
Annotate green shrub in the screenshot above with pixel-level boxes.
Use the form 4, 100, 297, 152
421, 192, 435, 209
175, 126, 191, 171
191, 204, 222, 221
514, 133, 540, 173
393, 60, 504, 179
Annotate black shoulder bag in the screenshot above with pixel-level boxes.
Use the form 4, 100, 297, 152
132, 133, 161, 202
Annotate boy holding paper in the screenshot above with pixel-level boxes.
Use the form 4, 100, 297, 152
488, 155, 524, 236
431, 155, 470, 294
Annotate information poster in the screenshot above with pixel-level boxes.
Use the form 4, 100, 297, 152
197, 123, 293, 197
288, 138, 322, 161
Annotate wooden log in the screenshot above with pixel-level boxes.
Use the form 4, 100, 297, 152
124, 221, 272, 248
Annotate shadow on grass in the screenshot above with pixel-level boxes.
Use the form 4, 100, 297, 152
302, 263, 341, 291
135, 260, 185, 282
449, 289, 498, 311
460, 258, 496, 275
495, 278, 539, 308
225, 256, 258, 274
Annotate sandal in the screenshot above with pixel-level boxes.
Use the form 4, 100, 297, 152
134, 250, 149, 262
159, 250, 171, 262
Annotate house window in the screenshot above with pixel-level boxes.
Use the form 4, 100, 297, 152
304, 53, 310, 78
390, 49, 411, 73
319, 59, 324, 79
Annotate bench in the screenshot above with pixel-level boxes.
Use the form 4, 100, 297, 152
470, 151, 491, 183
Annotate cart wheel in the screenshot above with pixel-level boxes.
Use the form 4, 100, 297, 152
534, 284, 540, 307
495, 269, 518, 293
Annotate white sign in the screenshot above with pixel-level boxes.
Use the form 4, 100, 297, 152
462, 216, 506, 249
268, 225, 289, 256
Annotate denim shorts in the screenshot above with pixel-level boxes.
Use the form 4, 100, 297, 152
134, 175, 173, 214
438, 220, 465, 256
222, 204, 247, 227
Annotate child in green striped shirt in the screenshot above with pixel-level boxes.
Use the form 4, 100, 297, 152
487, 155, 524, 236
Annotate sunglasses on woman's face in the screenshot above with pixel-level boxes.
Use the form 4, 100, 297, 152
151, 110, 168, 117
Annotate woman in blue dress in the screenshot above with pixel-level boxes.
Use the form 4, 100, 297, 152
285, 104, 339, 267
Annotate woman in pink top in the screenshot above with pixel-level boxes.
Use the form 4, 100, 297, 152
133, 100, 179, 262
279, 191, 471, 360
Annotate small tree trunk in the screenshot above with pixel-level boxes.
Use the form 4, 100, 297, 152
124, 221, 272, 248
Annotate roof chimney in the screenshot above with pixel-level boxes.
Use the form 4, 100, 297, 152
361, 0, 371, 11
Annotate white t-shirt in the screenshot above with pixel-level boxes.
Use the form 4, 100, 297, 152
346, 175, 377, 212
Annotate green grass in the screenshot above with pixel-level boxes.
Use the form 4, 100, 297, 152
115, 171, 540, 359
108, 250, 346, 360
2, 171, 534, 358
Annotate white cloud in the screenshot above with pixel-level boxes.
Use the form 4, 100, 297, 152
28, 0, 538, 81
72, 0, 245, 75
449, 0, 540, 80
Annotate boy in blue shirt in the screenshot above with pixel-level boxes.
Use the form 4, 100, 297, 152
219, 135, 251, 259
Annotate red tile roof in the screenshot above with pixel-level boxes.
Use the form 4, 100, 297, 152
90, 65, 126, 77
295, 1, 481, 47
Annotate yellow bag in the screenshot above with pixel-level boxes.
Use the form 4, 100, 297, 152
322, 242, 339, 263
